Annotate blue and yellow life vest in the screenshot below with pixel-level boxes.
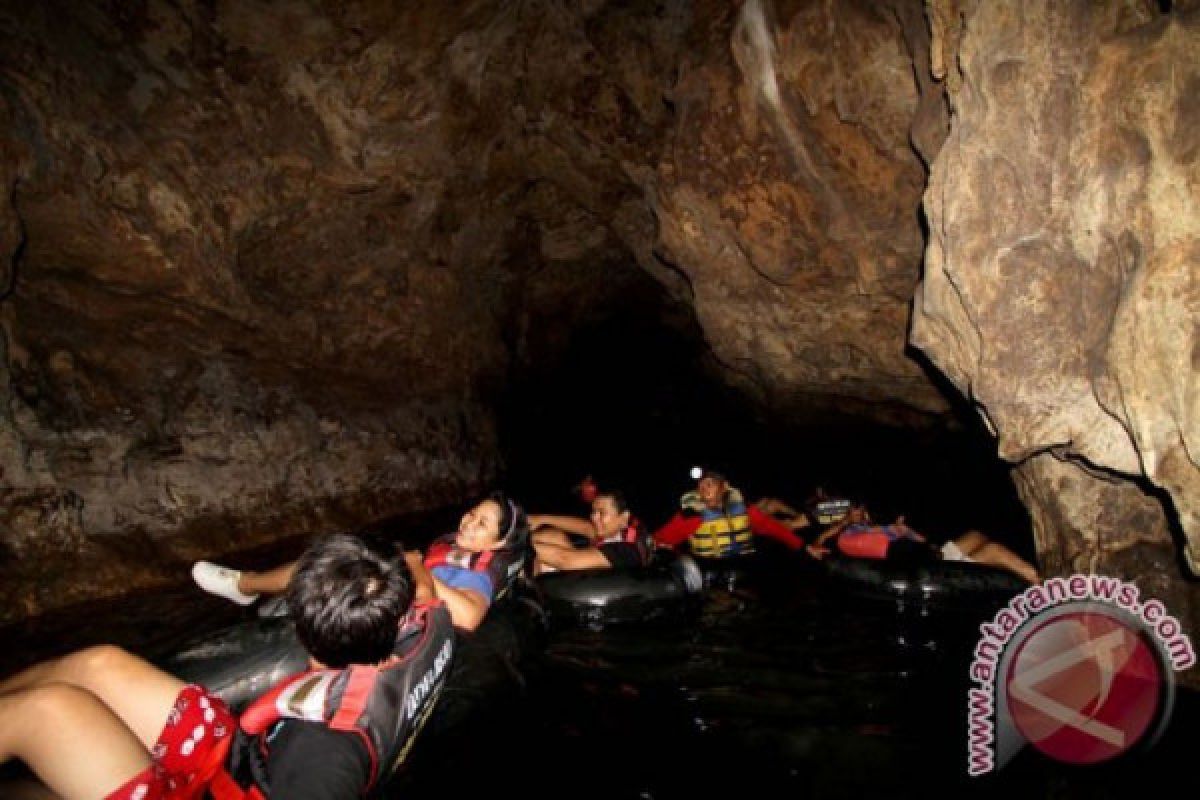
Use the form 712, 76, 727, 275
682, 489, 755, 558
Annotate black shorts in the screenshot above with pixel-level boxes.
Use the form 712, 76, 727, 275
598, 541, 645, 570
885, 537, 937, 566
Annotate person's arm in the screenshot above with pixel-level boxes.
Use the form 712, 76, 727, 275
652, 513, 699, 549
404, 551, 436, 605
747, 506, 804, 550
535, 540, 611, 570
756, 497, 812, 531
428, 570, 493, 632
888, 520, 921, 544
814, 523, 843, 548
813, 514, 856, 548
889, 517, 925, 543
755, 497, 793, 515
527, 514, 597, 538
807, 519, 845, 559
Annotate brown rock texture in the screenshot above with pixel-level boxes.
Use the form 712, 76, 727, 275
0, 0, 947, 617
1, 0, 1195, 655
914, 0, 1200, 650
0, 1, 525, 616
1013, 453, 1198, 681
653, 0, 948, 422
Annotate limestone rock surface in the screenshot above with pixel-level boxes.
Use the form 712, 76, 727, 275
653, 0, 948, 422
914, 0, 1200, 654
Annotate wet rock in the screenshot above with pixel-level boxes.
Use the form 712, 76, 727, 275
1013, 453, 1198, 684
0, 2, 517, 570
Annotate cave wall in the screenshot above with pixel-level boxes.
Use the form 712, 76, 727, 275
8, 0, 1195, 633
651, 0, 949, 423
0, 1, 529, 614
913, 1, 1200, 631
0, 0, 952, 616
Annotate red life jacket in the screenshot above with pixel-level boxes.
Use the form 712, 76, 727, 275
837, 524, 925, 560
423, 534, 527, 600
207, 601, 455, 798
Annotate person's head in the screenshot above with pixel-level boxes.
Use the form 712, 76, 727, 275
590, 490, 632, 537
287, 533, 412, 669
456, 491, 529, 552
845, 505, 871, 525
692, 468, 728, 510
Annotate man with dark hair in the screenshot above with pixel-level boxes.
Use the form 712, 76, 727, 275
286, 533, 413, 668
653, 467, 805, 558
0, 534, 455, 799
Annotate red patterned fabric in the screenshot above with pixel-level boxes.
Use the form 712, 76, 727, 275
105, 684, 235, 800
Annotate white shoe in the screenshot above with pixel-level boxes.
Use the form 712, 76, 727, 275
192, 561, 259, 606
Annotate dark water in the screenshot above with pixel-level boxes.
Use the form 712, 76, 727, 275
1, 498, 1192, 798
1, 546, 1193, 797
395, 558, 1194, 800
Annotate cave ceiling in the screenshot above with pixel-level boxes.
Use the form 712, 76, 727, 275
0, 0, 948, 431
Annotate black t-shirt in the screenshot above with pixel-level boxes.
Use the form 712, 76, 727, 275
263, 719, 372, 798
598, 540, 647, 570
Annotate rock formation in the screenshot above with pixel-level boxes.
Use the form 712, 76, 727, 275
913, 0, 1199, 642
0, 0, 948, 618
651, 0, 948, 422
0, 0, 1197, 648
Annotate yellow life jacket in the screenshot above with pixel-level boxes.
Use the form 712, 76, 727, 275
681, 489, 755, 558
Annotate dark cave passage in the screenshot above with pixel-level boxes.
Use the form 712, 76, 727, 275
494, 271, 1033, 558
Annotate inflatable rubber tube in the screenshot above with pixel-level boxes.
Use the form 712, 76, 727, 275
822, 556, 1027, 610
536, 552, 703, 627
163, 592, 546, 714
162, 614, 307, 712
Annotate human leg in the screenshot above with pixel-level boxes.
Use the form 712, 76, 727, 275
193, 559, 297, 604
0, 645, 186, 750
950, 530, 988, 557
236, 560, 297, 595
1, 646, 236, 800
973, 542, 1039, 583
950, 531, 1039, 583
0, 684, 151, 800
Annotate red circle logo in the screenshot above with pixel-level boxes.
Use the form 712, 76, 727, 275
1005, 610, 1163, 764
